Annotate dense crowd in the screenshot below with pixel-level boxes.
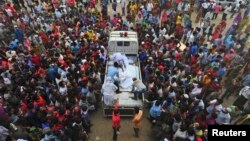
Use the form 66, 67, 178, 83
0, 0, 250, 141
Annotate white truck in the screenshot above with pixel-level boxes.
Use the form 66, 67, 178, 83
102, 31, 144, 116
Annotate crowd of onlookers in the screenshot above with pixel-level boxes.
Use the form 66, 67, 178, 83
0, 0, 249, 141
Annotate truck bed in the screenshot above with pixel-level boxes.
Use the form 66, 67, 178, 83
103, 55, 144, 116
115, 92, 143, 107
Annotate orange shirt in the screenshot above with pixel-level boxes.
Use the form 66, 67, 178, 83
132, 110, 143, 128
202, 75, 212, 86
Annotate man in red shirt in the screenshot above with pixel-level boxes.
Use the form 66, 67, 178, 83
112, 103, 120, 141
212, 3, 222, 20
4, 3, 16, 17
30, 53, 41, 67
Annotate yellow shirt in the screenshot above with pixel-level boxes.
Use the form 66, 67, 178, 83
176, 16, 182, 25
132, 110, 143, 128
202, 75, 211, 86
130, 4, 137, 13
86, 30, 95, 41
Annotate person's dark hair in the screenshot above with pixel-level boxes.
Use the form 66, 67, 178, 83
197, 83, 203, 88
114, 62, 119, 68
58, 81, 64, 87
196, 95, 202, 100
133, 78, 137, 81
82, 105, 88, 112
211, 112, 217, 119
174, 113, 182, 122
55, 73, 61, 79
200, 111, 207, 121
134, 107, 139, 114
114, 109, 119, 115
217, 98, 223, 104
171, 77, 176, 82
187, 127, 195, 135
175, 137, 185, 141
180, 123, 187, 132
155, 100, 162, 106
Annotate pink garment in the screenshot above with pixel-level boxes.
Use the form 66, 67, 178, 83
214, 5, 222, 14
175, 0, 181, 4
52, 0, 60, 9
161, 11, 168, 23
90, 0, 96, 8
138, 11, 142, 18
24, 37, 31, 51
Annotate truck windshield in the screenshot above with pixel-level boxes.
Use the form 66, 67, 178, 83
117, 41, 130, 46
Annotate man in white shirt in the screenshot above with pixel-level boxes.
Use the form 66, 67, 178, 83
177, 2, 184, 12
189, 83, 203, 99
34, 3, 43, 14
231, 1, 242, 18
131, 78, 146, 100
206, 98, 224, 116
202, 1, 211, 16
120, 0, 126, 16
222, 3, 232, 20
146, 1, 153, 13
195, 95, 205, 110
202, 1, 210, 9
216, 107, 231, 125
5, 9, 13, 17
55, 9, 62, 19
233, 86, 250, 108
184, 3, 190, 13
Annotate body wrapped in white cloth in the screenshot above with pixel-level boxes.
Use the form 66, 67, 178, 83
102, 77, 118, 106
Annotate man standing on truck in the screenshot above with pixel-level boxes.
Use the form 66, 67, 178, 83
131, 78, 147, 100
107, 62, 121, 93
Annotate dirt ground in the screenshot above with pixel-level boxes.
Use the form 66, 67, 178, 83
88, 106, 152, 141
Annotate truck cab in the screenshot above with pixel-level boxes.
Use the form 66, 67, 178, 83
102, 31, 144, 116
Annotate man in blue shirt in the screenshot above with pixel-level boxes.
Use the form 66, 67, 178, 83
107, 62, 121, 93
107, 62, 119, 80
149, 100, 162, 125
217, 63, 227, 82
190, 42, 198, 55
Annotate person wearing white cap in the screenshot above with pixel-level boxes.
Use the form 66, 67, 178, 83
101, 76, 118, 106
183, 94, 189, 99
215, 107, 232, 125
163, 138, 169, 141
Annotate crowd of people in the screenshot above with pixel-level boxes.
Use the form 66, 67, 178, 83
0, 0, 250, 141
